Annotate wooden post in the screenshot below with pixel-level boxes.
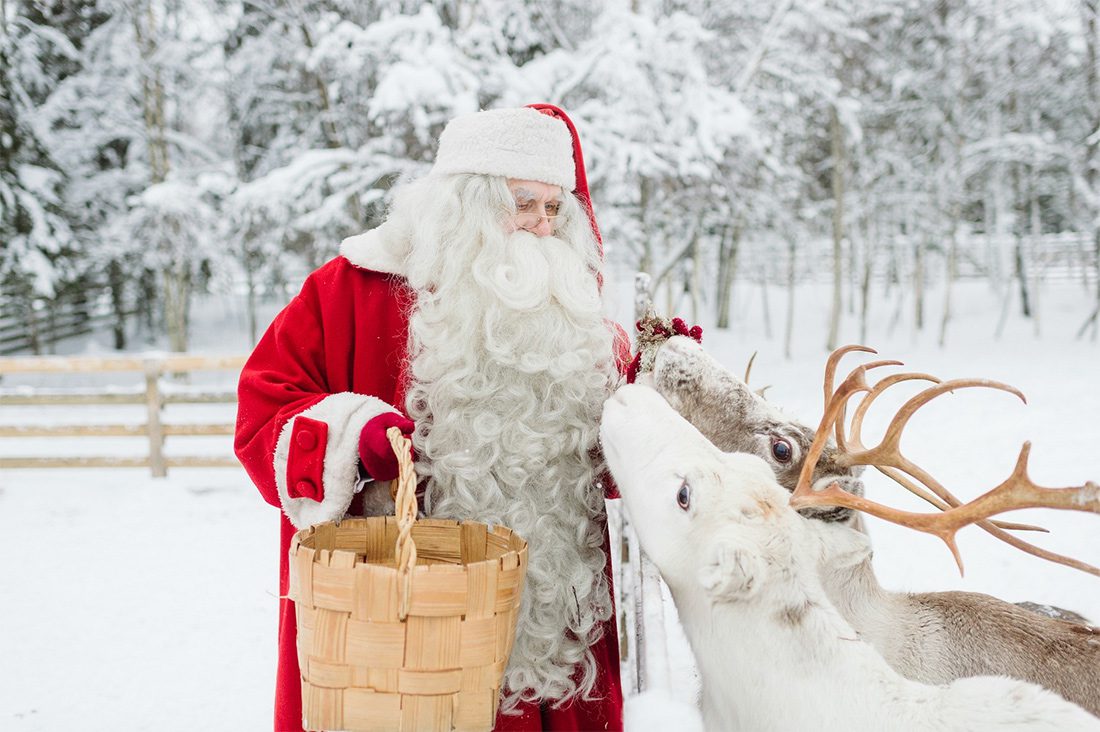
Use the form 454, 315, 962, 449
622, 271, 673, 694
145, 359, 166, 477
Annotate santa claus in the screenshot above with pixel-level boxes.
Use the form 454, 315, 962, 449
235, 104, 628, 731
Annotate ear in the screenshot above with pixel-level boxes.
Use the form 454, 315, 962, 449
698, 533, 767, 602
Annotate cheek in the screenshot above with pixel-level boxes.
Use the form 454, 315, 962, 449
649, 520, 697, 572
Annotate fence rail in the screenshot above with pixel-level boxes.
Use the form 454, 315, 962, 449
0, 291, 140, 356
0, 353, 247, 476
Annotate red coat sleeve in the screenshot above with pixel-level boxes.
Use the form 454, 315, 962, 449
234, 276, 330, 509
235, 262, 411, 529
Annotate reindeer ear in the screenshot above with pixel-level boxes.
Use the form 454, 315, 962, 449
698, 533, 767, 602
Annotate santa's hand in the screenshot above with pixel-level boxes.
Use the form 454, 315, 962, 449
358, 412, 415, 481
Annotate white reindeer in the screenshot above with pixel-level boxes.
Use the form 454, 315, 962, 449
646, 334, 1100, 715
600, 383, 1100, 731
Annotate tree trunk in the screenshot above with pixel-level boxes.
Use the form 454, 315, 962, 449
246, 254, 258, 346
784, 237, 797, 359
1029, 183, 1042, 337
847, 214, 858, 316
22, 292, 41, 355
108, 260, 128, 350
638, 178, 654, 278
938, 216, 957, 348
1010, 165, 1032, 319
132, 1, 169, 185
859, 236, 873, 344
691, 238, 702, 326
826, 105, 845, 351
295, 8, 361, 226
1015, 237, 1031, 319
883, 237, 895, 298
715, 221, 743, 329
995, 272, 1014, 340
990, 104, 1010, 290
914, 240, 925, 331
760, 263, 772, 340
140, 268, 157, 338
888, 235, 906, 334
133, 1, 180, 349
1093, 230, 1100, 342
164, 256, 191, 353
1083, 2, 1099, 340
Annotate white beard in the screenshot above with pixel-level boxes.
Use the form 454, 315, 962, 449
400, 178, 617, 711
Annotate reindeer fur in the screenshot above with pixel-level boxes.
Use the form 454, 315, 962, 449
648, 335, 1100, 716
601, 384, 1100, 730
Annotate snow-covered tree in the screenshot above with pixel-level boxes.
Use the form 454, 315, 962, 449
0, 3, 87, 352
3, 0, 1098, 353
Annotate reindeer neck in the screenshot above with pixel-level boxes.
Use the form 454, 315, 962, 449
669, 564, 925, 729
819, 552, 912, 646
812, 528, 954, 678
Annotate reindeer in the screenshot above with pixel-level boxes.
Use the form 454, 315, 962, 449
601, 383, 1100, 731
645, 335, 1100, 716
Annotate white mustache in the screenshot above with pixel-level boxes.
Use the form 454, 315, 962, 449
475, 231, 598, 315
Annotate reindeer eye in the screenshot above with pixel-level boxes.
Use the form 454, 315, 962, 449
771, 438, 793, 464
676, 480, 691, 511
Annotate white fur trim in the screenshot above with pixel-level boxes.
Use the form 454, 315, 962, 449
340, 218, 410, 275
431, 108, 575, 190
274, 393, 400, 529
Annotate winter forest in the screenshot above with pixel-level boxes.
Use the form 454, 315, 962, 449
2, 0, 1098, 357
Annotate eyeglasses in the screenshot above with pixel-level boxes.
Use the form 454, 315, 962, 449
513, 211, 562, 233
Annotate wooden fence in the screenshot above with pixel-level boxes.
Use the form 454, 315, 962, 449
0, 288, 140, 356
0, 353, 246, 476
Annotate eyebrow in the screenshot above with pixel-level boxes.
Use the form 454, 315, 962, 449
512, 187, 563, 204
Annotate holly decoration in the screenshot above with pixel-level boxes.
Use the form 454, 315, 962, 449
625, 309, 703, 384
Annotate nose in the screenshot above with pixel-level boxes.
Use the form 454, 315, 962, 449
531, 216, 553, 237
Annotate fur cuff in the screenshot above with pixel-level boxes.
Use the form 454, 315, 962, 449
340, 217, 411, 276
274, 393, 401, 529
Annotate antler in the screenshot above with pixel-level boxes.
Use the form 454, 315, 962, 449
790, 346, 1100, 578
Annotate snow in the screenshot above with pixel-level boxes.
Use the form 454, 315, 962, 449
2, 275, 1099, 730
623, 688, 703, 732
0, 469, 275, 730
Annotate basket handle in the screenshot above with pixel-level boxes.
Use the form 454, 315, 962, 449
387, 426, 417, 620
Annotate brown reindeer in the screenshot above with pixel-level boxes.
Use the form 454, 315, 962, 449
645, 335, 1100, 716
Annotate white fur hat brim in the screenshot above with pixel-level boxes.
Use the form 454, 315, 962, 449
431, 107, 576, 190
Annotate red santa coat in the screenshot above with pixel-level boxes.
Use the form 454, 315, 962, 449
234, 105, 627, 731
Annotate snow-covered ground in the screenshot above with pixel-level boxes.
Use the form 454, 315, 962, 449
2, 274, 1098, 730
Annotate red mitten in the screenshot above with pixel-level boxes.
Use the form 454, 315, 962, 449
671, 317, 704, 344
358, 412, 415, 481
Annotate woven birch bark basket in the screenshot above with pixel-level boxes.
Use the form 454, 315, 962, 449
288, 428, 529, 731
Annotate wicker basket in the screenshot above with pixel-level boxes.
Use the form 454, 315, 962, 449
288, 429, 528, 731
